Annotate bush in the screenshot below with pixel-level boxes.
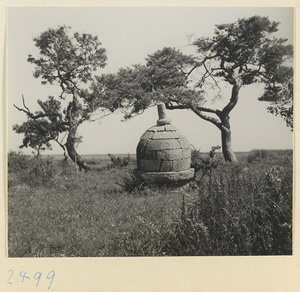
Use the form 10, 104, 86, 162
8, 151, 56, 187
120, 169, 145, 193
166, 162, 293, 256
191, 146, 222, 183
107, 153, 132, 168
8, 151, 31, 173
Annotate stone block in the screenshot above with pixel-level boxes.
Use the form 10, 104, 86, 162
178, 138, 191, 149
156, 149, 180, 160
140, 150, 157, 160
182, 147, 191, 158
148, 125, 165, 132
156, 148, 189, 160
160, 160, 173, 172
146, 139, 181, 151
152, 131, 179, 140
175, 128, 187, 138
164, 124, 178, 131
134, 168, 195, 183
138, 159, 161, 172
172, 158, 191, 171
136, 139, 148, 159
140, 131, 154, 140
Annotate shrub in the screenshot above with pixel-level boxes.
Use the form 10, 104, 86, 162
8, 151, 56, 187
107, 153, 132, 168
191, 146, 222, 183
120, 169, 145, 193
166, 162, 293, 256
8, 151, 31, 173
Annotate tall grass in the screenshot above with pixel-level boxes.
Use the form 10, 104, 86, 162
167, 163, 292, 255
7, 150, 293, 257
7, 152, 182, 257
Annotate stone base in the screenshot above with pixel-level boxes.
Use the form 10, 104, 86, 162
134, 168, 194, 186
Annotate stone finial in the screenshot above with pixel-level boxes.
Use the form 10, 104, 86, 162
157, 103, 171, 125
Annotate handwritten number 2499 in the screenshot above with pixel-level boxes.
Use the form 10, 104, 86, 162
7, 270, 55, 289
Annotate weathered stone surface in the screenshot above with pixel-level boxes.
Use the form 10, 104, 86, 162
140, 131, 154, 140
148, 125, 165, 132
156, 148, 191, 160
152, 131, 179, 140
146, 139, 181, 151
136, 139, 148, 158
157, 103, 172, 125
136, 104, 194, 182
178, 138, 191, 149
164, 124, 178, 131
157, 118, 171, 125
134, 168, 195, 183
139, 159, 162, 172
172, 158, 191, 171
181, 147, 191, 158
160, 160, 173, 172
173, 128, 186, 138
140, 150, 157, 160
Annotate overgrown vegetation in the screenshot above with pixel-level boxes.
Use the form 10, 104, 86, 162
7, 149, 293, 257
170, 162, 292, 255
107, 153, 132, 168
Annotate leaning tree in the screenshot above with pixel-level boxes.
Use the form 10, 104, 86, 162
94, 16, 293, 162
191, 15, 293, 161
13, 26, 112, 170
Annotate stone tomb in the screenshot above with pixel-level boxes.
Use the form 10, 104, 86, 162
135, 103, 194, 184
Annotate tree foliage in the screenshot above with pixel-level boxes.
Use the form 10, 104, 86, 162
13, 96, 67, 155
27, 26, 107, 89
194, 16, 293, 130
258, 66, 293, 129
93, 47, 203, 119
94, 16, 293, 162
14, 26, 109, 169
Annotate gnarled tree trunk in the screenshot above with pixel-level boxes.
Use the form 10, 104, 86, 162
65, 126, 90, 171
65, 86, 90, 171
217, 82, 240, 163
220, 127, 238, 163
218, 110, 238, 163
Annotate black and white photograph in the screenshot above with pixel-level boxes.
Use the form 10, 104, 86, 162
2, 3, 298, 291
6, 6, 294, 257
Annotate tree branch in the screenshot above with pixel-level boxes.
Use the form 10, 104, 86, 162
166, 99, 223, 130
14, 95, 48, 119
194, 105, 220, 115
165, 102, 189, 110
222, 82, 241, 116
203, 61, 220, 89
186, 65, 199, 78
192, 107, 223, 129
89, 110, 113, 122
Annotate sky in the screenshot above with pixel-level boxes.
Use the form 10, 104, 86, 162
7, 6, 294, 155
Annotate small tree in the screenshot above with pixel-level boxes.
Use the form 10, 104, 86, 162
94, 16, 293, 162
13, 26, 110, 170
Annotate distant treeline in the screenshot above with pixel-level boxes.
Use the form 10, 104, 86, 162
8, 149, 293, 162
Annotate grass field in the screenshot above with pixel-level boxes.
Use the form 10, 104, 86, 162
7, 149, 293, 257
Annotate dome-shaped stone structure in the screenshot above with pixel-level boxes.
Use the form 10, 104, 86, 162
134, 103, 194, 184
